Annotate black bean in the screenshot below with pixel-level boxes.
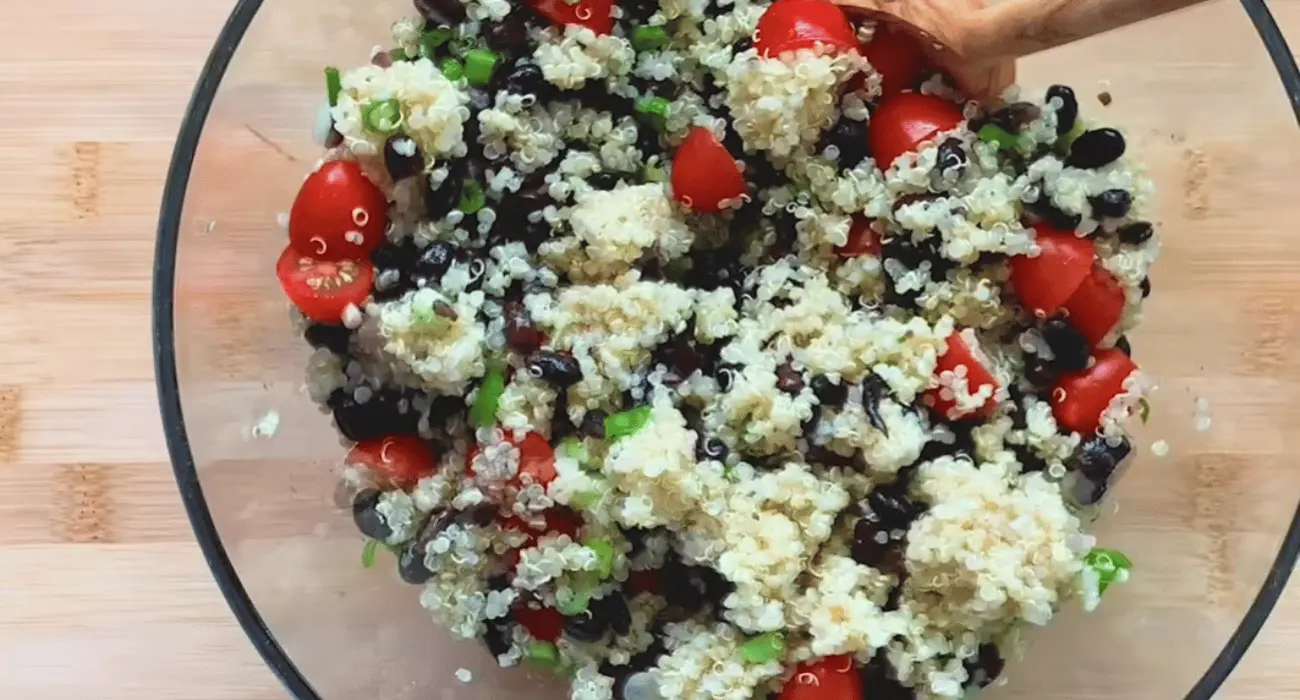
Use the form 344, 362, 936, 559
397, 510, 454, 584
1140, 276, 1152, 298
330, 389, 419, 441
1046, 84, 1079, 136
398, 543, 434, 584
715, 364, 742, 392
414, 0, 465, 25
936, 137, 966, 173
383, 135, 424, 181
573, 410, 605, 440
424, 165, 463, 219
821, 117, 870, 170
694, 566, 734, 608
483, 617, 514, 657
413, 241, 459, 281
861, 375, 889, 436
810, 375, 848, 407
776, 363, 805, 394
371, 238, 418, 272
563, 610, 609, 643
304, 324, 352, 355
655, 333, 702, 377
1090, 189, 1132, 219
591, 594, 633, 636
1115, 335, 1132, 356
528, 350, 583, 387
1026, 197, 1082, 232
806, 443, 856, 468
1023, 353, 1060, 389
503, 300, 544, 355
503, 61, 546, 97
658, 561, 705, 612
1040, 317, 1090, 372
1071, 435, 1132, 482
485, 12, 529, 52
635, 127, 661, 158
859, 656, 915, 700
851, 518, 890, 568
696, 437, 729, 462
352, 489, 393, 540
1012, 445, 1047, 474
966, 643, 1005, 688
1118, 221, 1154, 245
987, 102, 1042, 132
867, 484, 923, 530
1066, 128, 1126, 169
325, 128, 344, 149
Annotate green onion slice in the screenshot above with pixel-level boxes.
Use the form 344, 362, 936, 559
527, 641, 561, 668
390, 47, 411, 62
584, 538, 616, 580
471, 364, 507, 428
977, 123, 1020, 150
1085, 547, 1133, 594
555, 587, 592, 616
440, 57, 464, 82
458, 180, 486, 214
361, 539, 379, 568
420, 28, 454, 59
1138, 397, 1151, 424
325, 67, 343, 108
642, 159, 668, 183
631, 25, 671, 52
561, 438, 590, 464
362, 98, 404, 136
465, 48, 501, 86
635, 97, 672, 129
738, 632, 785, 664
605, 405, 653, 439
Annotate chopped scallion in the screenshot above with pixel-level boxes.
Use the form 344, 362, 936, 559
465, 48, 500, 86
325, 67, 342, 108
390, 47, 410, 61
440, 57, 464, 82
362, 98, 404, 136
561, 438, 590, 464
635, 97, 671, 130
459, 180, 486, 214
738, 632, 785, 664
420, 28, 453, 59
571, 487, 606, 512
641, 159, 667, 183
584, 538, 616, 579
631, 25, 671, 52
449, 37, 476, 58
555, 587, 591, 616
1085, 547, 1133, 594
605, 405, 653, 439
471, 364, 507, 427
1057, 118, 1086, 151
1138, 397, 1151, 424
978, 123, 1020, 150
361, 539, 379, 568
527, 641, 561, 668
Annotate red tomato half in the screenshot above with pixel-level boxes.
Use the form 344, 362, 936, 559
524, 0, 614, 34
347, 435, 438, 490
289, 160, 389, 261
499, 508, 585, 567
275, 246, 373, 323
514, 604, 564, 642
835, 217, 881, 257
1051, 348, 1139, 435
924, 330, 999, 421
868, 92, 964, 169
625, 569, 662, 597
1009, 225, 1095, 319
755, 0, 858, 58
779, 656, 861, 700
862, 23, 926, 97
670, 127, 747, 214
1061, 265, 1126, 346
466, 432, 557, 488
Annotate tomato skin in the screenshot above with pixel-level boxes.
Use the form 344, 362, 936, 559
835, 217, 881, 257
524, 0, 614, 34
289, 161, 389, 261
1051, 348, 1139, 435
1061, 265, 1126, 346
778, 656, 861, 700
347, 435, 438, 490
1009, 225, 1096, 318
625, 569, 662, 596
924, 330, 999, 421
499, 508, 584, 567
862, 24, 926, 97
275, 246, 374, 323
868, 92, 965, 168
755, 0, 857, 58
514, 604, 564, 642
670, 127, 747, 214
467, 432, 557, 488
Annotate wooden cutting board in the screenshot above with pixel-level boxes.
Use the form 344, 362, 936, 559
2, 0, 1300, 699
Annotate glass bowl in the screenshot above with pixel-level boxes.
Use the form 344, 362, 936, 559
154, 1, 1300, 699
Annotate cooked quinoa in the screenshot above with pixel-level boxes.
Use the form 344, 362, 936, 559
276, 1, 1159, 699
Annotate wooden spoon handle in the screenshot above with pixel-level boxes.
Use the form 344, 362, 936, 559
958, 0, 1211, 61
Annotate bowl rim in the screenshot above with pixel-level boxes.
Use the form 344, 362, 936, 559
152, 2, 1300, 698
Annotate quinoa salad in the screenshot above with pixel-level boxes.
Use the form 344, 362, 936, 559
274, 0, 1158, 698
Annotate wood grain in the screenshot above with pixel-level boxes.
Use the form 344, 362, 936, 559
2, 1, 1300, 700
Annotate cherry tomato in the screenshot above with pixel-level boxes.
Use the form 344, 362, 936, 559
466, 432, 557, 487
868, 92, 964, 169
499, 508, 584, 567
670, 127, 747, 214
1061, 265, 1126, 347
862, 23, 926, 97
524, 0, 613, 34
1051, 348, 1139, 435
289, 160, 389, 261
346, 435, 438, 490
835, 217, 881, 257
1008, 224, 1095, 319
755, 0, 858, 58
625, 569, 662, 597
514, 604, 564, 642
924, 330, 999, 421
275, 245, 374, 323
778, 656, 861, 700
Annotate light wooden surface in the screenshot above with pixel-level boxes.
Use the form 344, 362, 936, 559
5, 1, 1300, 699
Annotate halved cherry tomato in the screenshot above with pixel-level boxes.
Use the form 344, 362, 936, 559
755, 0, 858, 58
524, 0, 614, 34
499, 508, 585, 567
466, 431, 558, 487
275, 245, 374, 323
779, 655, 861, 700
868, 92, 964, 169
1051, 348, 1139, 435
1008, 224, 1095, 319
835, 217, 881, 257
1061, 265, 1126, 346
514, 604, 564, 642
924, 330, 999, 421
670, 127, 747, 214
862, 23, 926, 97
625, 569, 662, 596
289, 160, 389, 261
347, 435, 438, 490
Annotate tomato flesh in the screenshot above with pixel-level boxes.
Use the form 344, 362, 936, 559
755, 0, 858, 58
289, 160, 389, 261
275, 245, 373, 323
347, 435, 438, 490
835, 217, 881, 257
1061, 265, 1126, 346
1051, 348, 1138, 435
467, 432, 557, 488
1009, 224, 1095, 318
924, 330, 999, 420
862, 23, 926, 96
524, 0, 614, 34
514, 604, 564, 642
868, 92, 964, 169
670, 127, 747, 214
778, 656, 861, 700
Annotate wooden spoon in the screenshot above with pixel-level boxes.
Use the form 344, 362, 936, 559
836, 0, 1211, 100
